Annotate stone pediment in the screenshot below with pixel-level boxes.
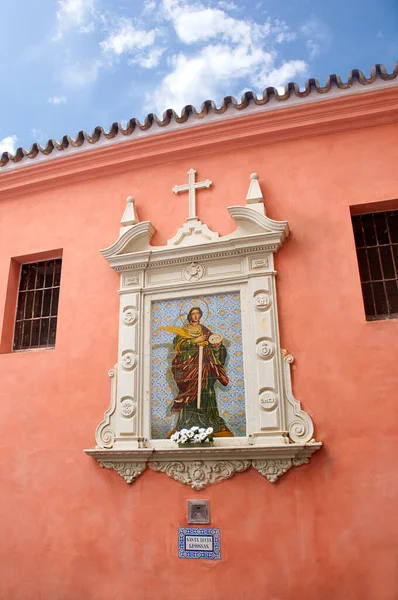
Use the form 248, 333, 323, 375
101, 221, 155, 259
226, 206, 288, 239
100, 174, 289, 271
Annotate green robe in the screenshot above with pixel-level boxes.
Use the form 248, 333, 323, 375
171, 324, 230, 434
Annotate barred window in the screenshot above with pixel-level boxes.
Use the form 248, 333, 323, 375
13, 259, 62, 350
352, 210, 398, 320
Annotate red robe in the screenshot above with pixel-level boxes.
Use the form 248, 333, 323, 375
171, 324, 228, 412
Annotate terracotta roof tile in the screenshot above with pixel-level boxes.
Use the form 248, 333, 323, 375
1, 63, 397, 169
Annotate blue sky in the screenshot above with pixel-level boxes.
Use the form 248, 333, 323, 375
0, 0, 396, 154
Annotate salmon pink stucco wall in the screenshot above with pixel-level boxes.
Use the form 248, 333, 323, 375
0, 88, 398, 600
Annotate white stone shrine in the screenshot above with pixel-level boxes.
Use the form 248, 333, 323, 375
85, 171, 321, 489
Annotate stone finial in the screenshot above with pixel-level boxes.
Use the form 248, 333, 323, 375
121, 196, 139, 227
245, 173, 265, 215
246, 173, 264, 204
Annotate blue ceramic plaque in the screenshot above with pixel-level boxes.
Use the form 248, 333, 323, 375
178, 527, 221, 560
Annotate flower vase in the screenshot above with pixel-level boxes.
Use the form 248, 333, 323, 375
178, 441, 214, 448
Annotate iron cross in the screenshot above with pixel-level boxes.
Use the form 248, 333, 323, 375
172, 168, 212, 220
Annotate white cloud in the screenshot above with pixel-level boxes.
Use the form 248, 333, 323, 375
305, 40, 319, 59
79, 21, 95, 34
57, 0, 94, 25
48, 96, 68, 104
150, 43, 307, 115
301, 15, 332, 58
54, 0, 95, 40
218, 1, 238, 10
47, 0, 310, 118
162, 0, 294, 46
149, 0, 307, 114
272, 19, 296, 43
60, 59, 101, 87
142, 0, 157, 13
0, 135, 17, 155
100, 19, 157, 55
162, 1, 265, 45
130, 47, 165, 69
30, 129, 48, 145
260, 60, 308, 90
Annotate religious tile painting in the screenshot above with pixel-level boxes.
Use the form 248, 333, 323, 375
151, 292, 246, 439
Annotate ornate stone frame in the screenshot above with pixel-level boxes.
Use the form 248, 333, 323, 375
85, 173, 321, 488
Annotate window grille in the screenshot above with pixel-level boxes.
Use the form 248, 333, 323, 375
13, 259, 62, 350
352, 210, 398, 320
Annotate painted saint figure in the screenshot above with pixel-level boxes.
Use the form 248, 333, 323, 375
162, 307, 233, 437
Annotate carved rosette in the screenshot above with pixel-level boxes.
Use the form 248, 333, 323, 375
149, 459, 251, 490
122, 306, 138, 325
256, 339, 274, 360
99, 461, 147, 484
121, 351, 137, 371
120, 397, 136, 418
251, 459, 293, 483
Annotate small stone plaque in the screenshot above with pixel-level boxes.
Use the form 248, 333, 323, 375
178, 527, 220, 560
187, 499, 210, 524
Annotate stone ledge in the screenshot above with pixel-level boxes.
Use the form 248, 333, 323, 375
84, 442, 322, 489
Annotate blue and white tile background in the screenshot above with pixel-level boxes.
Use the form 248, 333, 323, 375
151, 291, 246, 439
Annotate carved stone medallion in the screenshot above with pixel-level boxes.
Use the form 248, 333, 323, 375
120, 398, 136, 418
254, 293, 271, 311
121, 351, 137, 370
149, 459, 251, 490
122, 306, 138, 325
256, 339, 274, 360
259, 390, 278, 411
182, 262, 205, 282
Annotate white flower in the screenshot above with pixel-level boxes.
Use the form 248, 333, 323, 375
180, 429, 189, 436
199, 428, 206, 434
194, 434, 201, 442
191, 426, 199, 432
180, 435, 188, 444
206, 427, 213, 435
187, 430, 195, 438
170, 432, 179, 442
199, 432, 207, 441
